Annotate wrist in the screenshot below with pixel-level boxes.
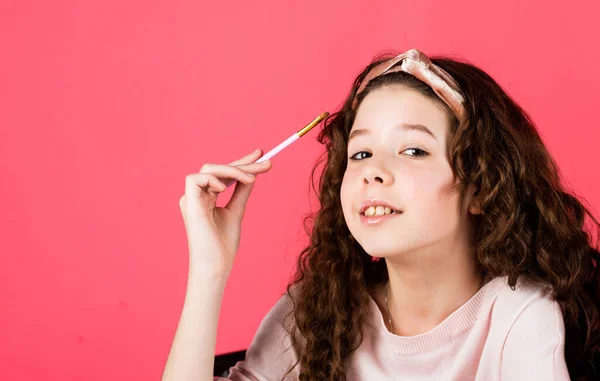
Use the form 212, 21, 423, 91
188, 261, 231, 285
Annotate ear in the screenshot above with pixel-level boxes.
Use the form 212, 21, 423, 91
467, 184, 483, 215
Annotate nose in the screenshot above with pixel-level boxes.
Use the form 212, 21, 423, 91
362, 161, 394, 186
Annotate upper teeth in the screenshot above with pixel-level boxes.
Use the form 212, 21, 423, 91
363, 206, 398, 216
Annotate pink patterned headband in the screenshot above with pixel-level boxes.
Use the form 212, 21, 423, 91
351, 48, 466, 123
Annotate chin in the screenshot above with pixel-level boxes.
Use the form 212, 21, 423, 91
355, 239, 408, 259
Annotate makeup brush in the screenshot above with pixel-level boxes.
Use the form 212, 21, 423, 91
225, 111, 329, 188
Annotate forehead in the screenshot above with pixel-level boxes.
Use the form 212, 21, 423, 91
350, 86, 451, 141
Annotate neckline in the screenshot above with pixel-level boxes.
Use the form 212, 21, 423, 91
365, 275, 503, 354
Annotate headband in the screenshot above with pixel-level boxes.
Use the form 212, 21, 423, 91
352, 48, 466, 122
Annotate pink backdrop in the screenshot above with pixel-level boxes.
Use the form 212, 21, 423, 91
1, 1, 599, 380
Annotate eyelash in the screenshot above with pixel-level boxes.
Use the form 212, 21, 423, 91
348, 148, 429, 161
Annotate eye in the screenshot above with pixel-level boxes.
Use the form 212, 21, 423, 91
403, 148, 429, 158
348, 148, 429, 161
349, 151, 371, 161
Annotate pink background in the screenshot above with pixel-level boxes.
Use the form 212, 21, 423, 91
1, 1, 599, 380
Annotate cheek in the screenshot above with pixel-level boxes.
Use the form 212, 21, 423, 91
340, 173, 352, 214
418, 173, 459, 218
340, 169, 363, 220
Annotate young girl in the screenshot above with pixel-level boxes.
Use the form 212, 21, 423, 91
162, 48, 600, 381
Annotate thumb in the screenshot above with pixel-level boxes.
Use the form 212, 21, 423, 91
225, 178, 256, 216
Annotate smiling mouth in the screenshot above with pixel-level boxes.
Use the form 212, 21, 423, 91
359, 207, 403, 216
359, 211, 403, 226
359, 210, 402, 216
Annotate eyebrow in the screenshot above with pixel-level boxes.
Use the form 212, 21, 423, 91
348, 123, 437, 143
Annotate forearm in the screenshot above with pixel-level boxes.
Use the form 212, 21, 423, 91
161, 265, 230, 381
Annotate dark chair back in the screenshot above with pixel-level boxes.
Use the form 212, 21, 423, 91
214, 349, 247, 378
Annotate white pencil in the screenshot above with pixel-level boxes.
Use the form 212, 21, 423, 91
226, 111, 330, 188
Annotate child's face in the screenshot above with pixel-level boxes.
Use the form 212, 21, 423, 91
340, 85, 475, 260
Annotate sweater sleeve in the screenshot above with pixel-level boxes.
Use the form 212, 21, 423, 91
214, 290, 301, 381
500, 290, 570, 381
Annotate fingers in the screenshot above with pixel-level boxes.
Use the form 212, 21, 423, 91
228, 149, 273, 173
238, 159, 272, 174
180, 149, 274, 213
185, 171, 253, 199
226, 175, 255, 215
199, 159, 272, 188
229, 148, 263, 166
200, 163, 258, 181
224, 160, 272, 213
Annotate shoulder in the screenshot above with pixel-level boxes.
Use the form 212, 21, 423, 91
489, 275, 563, 329
486, 275, 565, 343
485, 276, 570, 380
224, 285, 302, 381
244, 284, 302, 360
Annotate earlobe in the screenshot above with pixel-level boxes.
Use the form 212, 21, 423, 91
468, 198, 485, 215
469, 203, 483, 215
468, 194, 483, 215
467, 184, 483, 215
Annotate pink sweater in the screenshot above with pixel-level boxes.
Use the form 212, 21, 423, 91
216, 275, 570, 380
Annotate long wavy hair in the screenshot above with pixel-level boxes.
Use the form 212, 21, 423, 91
279, 49, 600, 381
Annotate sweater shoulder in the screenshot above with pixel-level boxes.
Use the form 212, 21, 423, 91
492, 275, 556, 308
487, 275, 562, 333
224, 284, 302, 381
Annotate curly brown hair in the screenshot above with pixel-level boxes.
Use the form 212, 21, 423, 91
278, 50, 600, 381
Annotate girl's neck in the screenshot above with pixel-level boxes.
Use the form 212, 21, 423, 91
382, 250, 483, 336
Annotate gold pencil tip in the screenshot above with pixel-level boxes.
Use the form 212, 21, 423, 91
297, 111, 330, 137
